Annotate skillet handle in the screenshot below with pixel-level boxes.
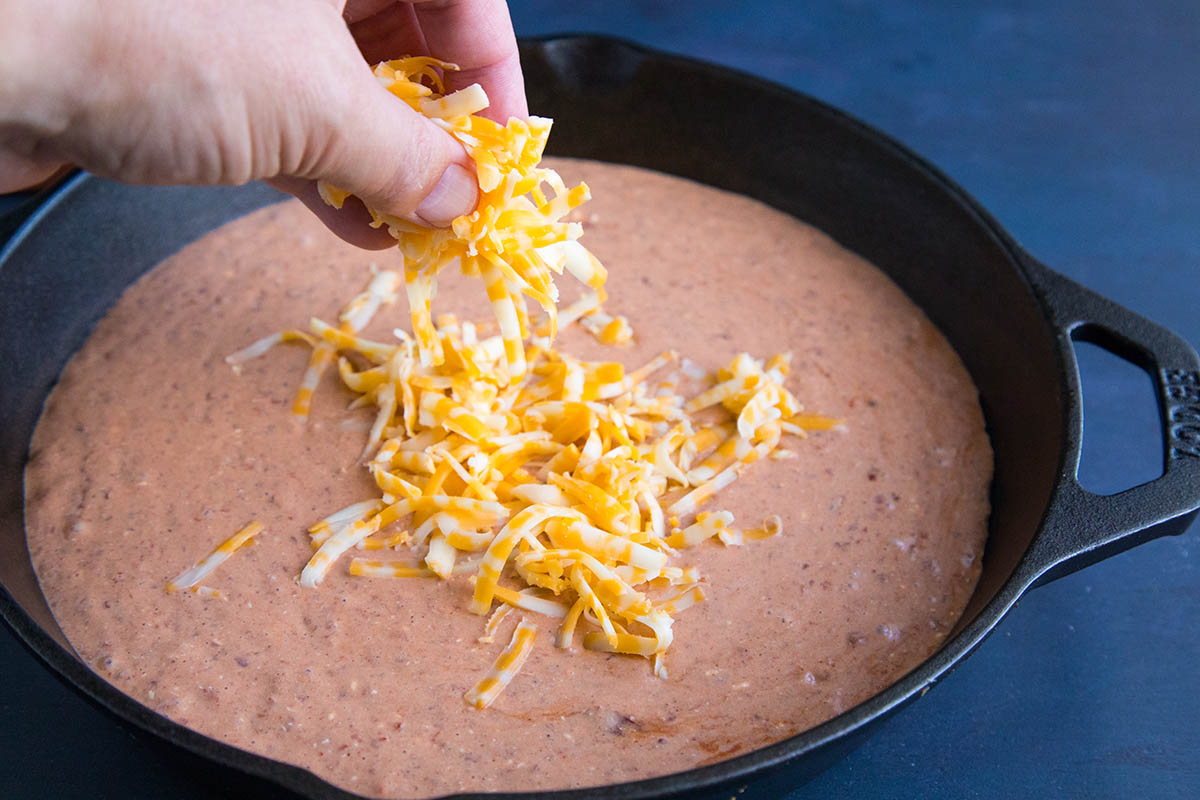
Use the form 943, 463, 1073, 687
1020, 256, 1200, 586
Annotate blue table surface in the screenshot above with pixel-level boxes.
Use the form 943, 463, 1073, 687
2, 1, 1197, 798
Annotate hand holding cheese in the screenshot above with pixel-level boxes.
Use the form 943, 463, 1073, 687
0, 0, 525, 248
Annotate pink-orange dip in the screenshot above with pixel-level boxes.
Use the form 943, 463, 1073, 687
24, 158, 991, 797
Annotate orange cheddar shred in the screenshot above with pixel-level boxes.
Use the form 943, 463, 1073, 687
166, 521, 263, 596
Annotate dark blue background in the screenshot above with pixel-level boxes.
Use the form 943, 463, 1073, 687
3, 1, 1198, 797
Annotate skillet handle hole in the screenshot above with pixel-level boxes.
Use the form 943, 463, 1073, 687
1071, 337, 1164, 495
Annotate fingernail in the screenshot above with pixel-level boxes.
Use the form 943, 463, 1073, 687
414, 163, 478, 227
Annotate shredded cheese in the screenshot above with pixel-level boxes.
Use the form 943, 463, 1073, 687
208, 56, 843, 709
464, 618, 538, 710
225, 272, 836, 698
229, 286, 831, 688
166, 521, 263, 595
318, 57, 608, 378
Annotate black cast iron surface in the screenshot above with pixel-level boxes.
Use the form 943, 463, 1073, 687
2, 1, 1200, 800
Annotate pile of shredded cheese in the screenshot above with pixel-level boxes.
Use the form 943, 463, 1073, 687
172, 58, 841, 711
223, 286, 838, 707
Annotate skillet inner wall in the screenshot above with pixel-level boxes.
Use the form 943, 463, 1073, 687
524, 38, 1065, 622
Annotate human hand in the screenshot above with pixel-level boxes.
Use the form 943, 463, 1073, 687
0, 0, 526, 249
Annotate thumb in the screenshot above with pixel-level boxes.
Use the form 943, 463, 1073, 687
310, 74, 478, 228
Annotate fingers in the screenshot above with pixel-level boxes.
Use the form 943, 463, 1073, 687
342, 0, 396, 24
410, 162, 477, 227
0, 148, 68, 194
413, 0, 527, 123
344, 1, 428, 66
309, 66, 478, 226
277, 1, 523, 246
265, 176, 397, 250
266, 4, 486, 248
345, 1, 527, 124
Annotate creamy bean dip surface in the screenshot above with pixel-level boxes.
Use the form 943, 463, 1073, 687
24, 159, 991, 797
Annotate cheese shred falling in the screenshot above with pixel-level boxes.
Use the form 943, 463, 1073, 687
212, 56, 842, 709
318, 57, 608, 379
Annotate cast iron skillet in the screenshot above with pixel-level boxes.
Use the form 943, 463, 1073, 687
2, 35, 1199, 800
